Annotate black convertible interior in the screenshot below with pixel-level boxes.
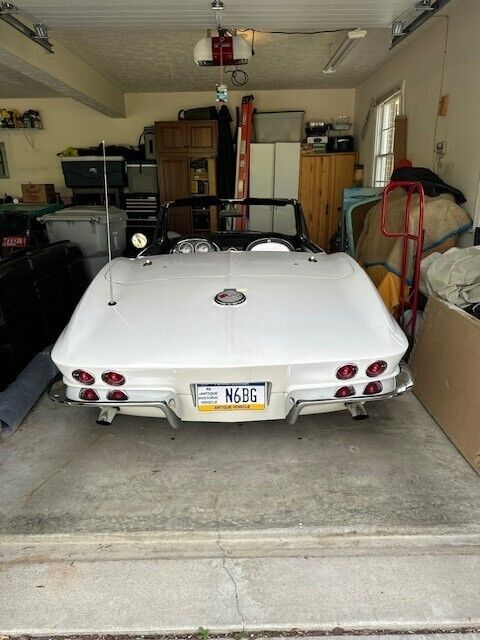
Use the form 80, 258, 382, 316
147, 196, 322, 255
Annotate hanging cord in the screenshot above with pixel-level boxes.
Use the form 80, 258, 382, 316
432, 15, 449, 170
223, 66, 249, 86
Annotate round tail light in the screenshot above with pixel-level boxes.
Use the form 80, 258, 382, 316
335, 386, 356, 398
79, 388, 99, 401
102, 371, 125, 386
364, 381, 383, 395
107, 390, 128, 402
336, 364, 358, 380
366, 360, 387, 377
73, 369, 95, 385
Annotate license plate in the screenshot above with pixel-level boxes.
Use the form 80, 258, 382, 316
2, 235, 27, 247
195, 383, 266, 412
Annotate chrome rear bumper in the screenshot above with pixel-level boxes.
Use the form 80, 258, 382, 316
285, 361, 413, 425
48, 362, 412, 428
48, 379, 181, 428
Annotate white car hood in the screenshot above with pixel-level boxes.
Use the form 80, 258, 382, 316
53, 252, 407, 369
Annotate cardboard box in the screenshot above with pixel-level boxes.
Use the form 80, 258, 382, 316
21, 183, 56, 204
410, 296, 480, 474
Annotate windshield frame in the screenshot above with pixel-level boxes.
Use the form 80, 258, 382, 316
153, 196, 308, 248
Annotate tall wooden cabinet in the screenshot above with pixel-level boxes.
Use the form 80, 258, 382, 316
299, 152, 357, 249
155, 120, 218, 234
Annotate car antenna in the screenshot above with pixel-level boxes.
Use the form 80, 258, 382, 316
102, 140, 116, 306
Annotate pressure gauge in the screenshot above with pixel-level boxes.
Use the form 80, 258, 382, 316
131, 232, 148, 249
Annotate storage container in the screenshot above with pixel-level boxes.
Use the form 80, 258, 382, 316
61, 156, 126, 188
143, 126, 156, 160
254, 111, 305, 143
127, 163, 158, 193
39, 206, 126, 280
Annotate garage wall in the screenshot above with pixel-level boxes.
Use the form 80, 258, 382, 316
0, 88, 355, 198
355, 0, 480, 225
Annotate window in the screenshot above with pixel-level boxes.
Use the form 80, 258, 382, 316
0, 143, 9, 179
373, 90, 403, 187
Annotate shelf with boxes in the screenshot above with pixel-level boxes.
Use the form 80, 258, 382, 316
0, 109, 44, 130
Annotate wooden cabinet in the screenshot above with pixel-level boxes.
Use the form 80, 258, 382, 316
187, 122, 218, 155
299, 155, 331, 248
157, 156, 191, 234
155, 120, 218, 234
155, 121, 217, 156
299, 152, 357, 250
155, 122, 187, 154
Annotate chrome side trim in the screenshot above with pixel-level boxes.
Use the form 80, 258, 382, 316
286, 362, 413, 425
48, 379, 181, 429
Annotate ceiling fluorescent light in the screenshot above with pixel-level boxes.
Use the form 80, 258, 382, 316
322, 28, 367, 74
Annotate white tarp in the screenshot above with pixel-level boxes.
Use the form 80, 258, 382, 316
420, 246, 480, 307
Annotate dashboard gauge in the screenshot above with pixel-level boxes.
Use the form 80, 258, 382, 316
195, 240, 212, 253
178, 241, 194, 254
131, 232, 148, 249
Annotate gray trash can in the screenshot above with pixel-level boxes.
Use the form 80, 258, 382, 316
40, 206, 126, 280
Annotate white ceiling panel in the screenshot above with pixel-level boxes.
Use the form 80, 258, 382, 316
19, 1, 415, 29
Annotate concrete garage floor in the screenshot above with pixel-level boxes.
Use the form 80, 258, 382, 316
1, 392, 480, 635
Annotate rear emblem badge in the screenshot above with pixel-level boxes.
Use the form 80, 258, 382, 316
214, 288, 246, 306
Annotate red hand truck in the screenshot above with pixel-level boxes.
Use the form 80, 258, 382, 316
380, 181, 426, 341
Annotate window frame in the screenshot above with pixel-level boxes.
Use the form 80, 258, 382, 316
372, 89, 404, 188
0, 142, 9, 179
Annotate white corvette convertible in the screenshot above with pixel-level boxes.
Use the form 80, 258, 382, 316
49, 197, 412, 426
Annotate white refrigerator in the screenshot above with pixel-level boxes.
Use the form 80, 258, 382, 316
249, 142, 300, 234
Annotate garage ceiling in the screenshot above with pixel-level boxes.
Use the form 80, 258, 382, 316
17, 1, 416, 28
1, 0, 449, 95
49, 28, 391, 92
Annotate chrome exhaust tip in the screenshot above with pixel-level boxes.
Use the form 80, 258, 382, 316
96, 406, 119, 425
348, 402, 369, 421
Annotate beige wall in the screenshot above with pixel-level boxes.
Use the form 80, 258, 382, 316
355, 0, 480, 225
0, 88, 355, 198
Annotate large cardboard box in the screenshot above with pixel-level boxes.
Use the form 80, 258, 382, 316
21, 183, 56, 204
410, 296, 480, 474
